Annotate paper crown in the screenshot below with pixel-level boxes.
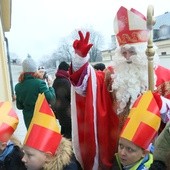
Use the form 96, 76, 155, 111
0, 101, 19, 142
114, 6, 149, 46
24, 93, 62, 155
120, 91, 161, 149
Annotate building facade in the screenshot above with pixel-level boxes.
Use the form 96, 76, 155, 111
101, 11, 170, 69
0, 0, 12, 101
153, 12, 170, 69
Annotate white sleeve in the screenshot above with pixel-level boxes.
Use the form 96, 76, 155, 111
74, 65, 93, 96
72, 53, 90, 72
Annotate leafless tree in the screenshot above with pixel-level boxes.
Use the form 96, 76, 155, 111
55, 38, 73, 62
40, 27, 104, 68
52, 27, 104, 62
71, 27, 104, 62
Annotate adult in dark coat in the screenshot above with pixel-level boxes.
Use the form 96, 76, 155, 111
52, 61, 72, 139
15, 55, 56, 129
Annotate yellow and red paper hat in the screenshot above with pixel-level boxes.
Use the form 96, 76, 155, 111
23, 93, 62, 155
0, 101, 19, 142
114, 6, 149, 46
120, 91, 161, 149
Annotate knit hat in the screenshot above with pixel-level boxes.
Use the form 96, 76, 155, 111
0, 101, 19, 142
120, 91, 161, 149
114, 6, 149, 46
23, 93, 62, 155
22, 54, 37, 72
93, 63, 106, 71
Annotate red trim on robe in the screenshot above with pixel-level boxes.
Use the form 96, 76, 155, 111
155, 65, 170, 98
71, 68, 119, 169
155, 65, 170, 133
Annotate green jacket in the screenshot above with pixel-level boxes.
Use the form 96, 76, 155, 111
112, 153, 153, 170
15, 74, 56, 129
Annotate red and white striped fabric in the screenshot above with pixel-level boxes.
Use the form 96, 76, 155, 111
71, 65, 119, 170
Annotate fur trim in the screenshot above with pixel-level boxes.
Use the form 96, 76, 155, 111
43, 137, 73, 170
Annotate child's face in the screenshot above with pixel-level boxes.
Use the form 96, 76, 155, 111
38, 70, 45, 79
22, 146, 47, 170
118, 137, 146, 166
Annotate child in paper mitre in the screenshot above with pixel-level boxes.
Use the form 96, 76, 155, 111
0, 101, 26, 170
22, 93, 80, 170
112, 91, 161, 170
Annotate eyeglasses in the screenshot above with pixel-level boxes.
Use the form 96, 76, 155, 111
38, 66, 45, 70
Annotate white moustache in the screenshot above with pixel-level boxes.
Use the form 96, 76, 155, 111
112, 54, 147, 67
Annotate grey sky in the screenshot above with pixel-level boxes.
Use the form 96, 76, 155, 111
5, 0, 170, 60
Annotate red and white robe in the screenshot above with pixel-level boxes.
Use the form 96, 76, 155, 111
69, 62, 119, 170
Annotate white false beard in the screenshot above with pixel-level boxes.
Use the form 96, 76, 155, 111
110, 54, 156, 114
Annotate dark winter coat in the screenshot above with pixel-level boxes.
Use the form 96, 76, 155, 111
0, 145, 26, 170
52, 70, 72, 139
15, 73, 56, 129
149, 160, 166, 170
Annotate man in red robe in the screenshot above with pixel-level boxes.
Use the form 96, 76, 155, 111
69, 31, 119, 170
69, 6, 170, 170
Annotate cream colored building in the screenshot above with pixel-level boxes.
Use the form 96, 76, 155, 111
0, 0, 12, 101
102, 11, 170, 69
154, 39, 170, 69
101, 40, 170, 69
153, 12, 170, 69
100, 49, 113, 67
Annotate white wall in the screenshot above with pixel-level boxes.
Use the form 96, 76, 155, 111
159, 55, 170, 69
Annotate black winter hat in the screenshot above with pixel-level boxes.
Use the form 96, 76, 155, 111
58, 61, 69, 71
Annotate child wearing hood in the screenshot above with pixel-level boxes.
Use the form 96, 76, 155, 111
21, 93, 80, 170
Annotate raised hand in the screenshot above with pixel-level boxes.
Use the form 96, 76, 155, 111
73, 31, 93, 57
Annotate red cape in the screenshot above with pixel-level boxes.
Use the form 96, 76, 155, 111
70, 64, 119, 170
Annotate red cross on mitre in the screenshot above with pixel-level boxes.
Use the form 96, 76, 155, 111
24, 93, 62, 155
120, 91, 161, 149
0, 101, 19, 142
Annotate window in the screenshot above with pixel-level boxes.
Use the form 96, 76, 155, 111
161, 52, 167, 55
159, 25, 170, 39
